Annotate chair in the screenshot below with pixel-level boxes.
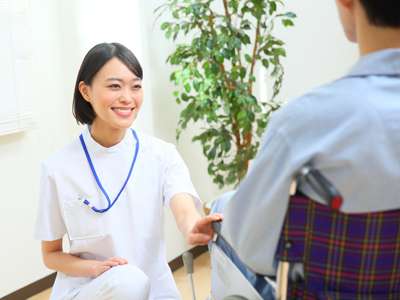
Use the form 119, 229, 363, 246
275, 193, 400, 299
210, 166, 400, 299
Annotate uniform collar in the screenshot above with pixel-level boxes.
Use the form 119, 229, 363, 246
346, 48, 400, 78
82, 126, 135, 154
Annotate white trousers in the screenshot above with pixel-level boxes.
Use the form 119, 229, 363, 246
72, 264, 150, 300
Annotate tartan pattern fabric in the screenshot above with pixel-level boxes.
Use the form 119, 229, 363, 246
276, 195, 400, 300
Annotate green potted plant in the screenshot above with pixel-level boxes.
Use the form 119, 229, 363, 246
157, 0, 295, 188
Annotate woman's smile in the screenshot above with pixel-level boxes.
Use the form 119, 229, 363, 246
111, 106, 136, 118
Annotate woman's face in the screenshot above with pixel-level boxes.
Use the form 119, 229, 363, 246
80, 57, 143, 131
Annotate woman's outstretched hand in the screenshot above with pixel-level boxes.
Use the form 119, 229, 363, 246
187, 213, 223, 245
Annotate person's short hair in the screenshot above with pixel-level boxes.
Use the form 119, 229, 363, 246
73, 42, 143, 125
359, 0, 400, 27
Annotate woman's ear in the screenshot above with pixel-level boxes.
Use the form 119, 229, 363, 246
78, 81, 91, 102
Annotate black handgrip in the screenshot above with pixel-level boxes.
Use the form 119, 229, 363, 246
212, 220, 223, 235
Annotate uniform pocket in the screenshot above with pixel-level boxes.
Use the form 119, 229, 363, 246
62, 195, 105, 240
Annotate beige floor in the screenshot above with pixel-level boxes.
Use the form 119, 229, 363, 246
28, 252, 211, 300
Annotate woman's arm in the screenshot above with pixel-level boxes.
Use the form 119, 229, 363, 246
170, 193, 223, 245
41, 240, 127, 278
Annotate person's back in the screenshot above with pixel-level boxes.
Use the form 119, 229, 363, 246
270, 49, 400, 212
222, 0, 400, 276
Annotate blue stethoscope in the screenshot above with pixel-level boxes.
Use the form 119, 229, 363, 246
79, 128, 139, 213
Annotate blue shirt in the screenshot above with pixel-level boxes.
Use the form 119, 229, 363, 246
222, 49, 400, 276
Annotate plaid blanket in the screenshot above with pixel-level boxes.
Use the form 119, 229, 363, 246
276, 195, 400, 300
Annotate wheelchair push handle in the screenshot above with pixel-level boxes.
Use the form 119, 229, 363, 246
298, 166, 343, 210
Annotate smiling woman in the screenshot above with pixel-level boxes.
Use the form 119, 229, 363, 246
33, 42, 222, 300
73, 44, 144, 147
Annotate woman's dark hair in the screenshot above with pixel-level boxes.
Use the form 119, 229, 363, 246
73, 42, 143, 125
359, 0, 400, 27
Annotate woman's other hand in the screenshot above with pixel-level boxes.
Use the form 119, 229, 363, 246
90, 257, 129, 277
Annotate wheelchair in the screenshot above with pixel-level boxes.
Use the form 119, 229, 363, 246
206, 165, 400, 300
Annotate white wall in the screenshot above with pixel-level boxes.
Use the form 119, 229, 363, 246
0, 0, 75, 296
272, 1, 358, 100
0, 0, 35, 135
0, 0, 358, 297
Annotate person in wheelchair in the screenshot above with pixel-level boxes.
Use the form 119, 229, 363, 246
211, 0, 400, 299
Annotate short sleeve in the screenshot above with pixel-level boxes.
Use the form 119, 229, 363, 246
34, 162, 66, 241
162, 144, 200, 208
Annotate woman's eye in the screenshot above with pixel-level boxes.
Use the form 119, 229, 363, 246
108, 84, 120, 89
